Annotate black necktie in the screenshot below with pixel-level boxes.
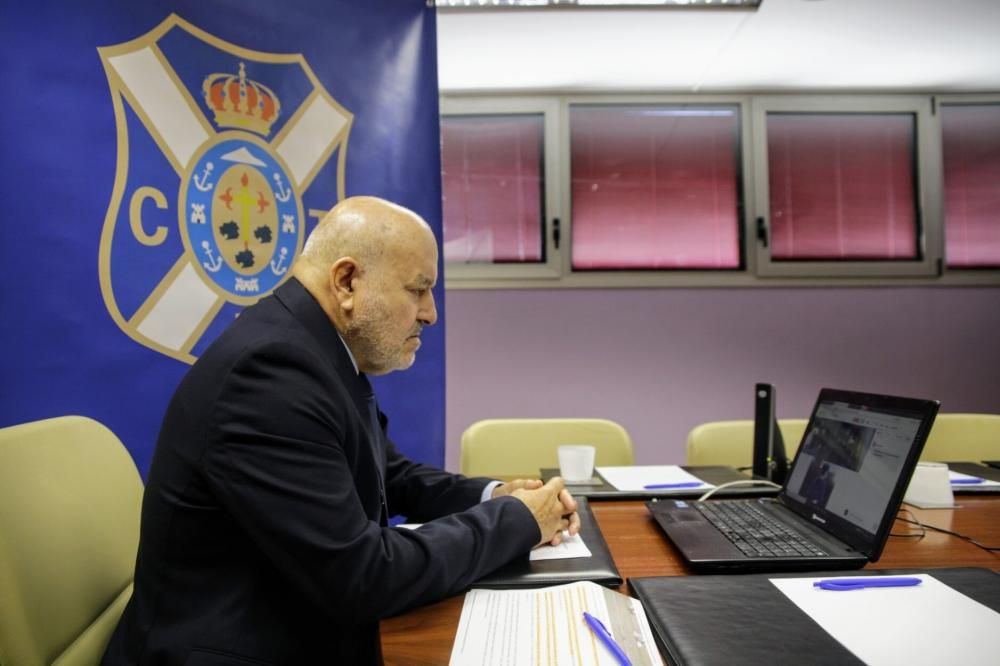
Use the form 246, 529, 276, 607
359, 374, 388, 522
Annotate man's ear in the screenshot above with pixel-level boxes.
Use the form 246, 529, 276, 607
329, 257, 359, 312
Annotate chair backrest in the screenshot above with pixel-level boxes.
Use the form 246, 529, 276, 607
686, 413, 1000, 468
921, 413, 1000, 462
460, 418, 635, 478
685, 419, 810, 468
0, 416, 143, 666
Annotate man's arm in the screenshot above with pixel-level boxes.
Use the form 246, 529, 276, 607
382, 436, 494, 521
384, 442, 581, 543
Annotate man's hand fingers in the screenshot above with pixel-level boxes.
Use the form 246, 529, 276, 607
510, 477, 577, 547
558, 487, 578, 513
544, 476, 566, 497
493, 478, 544, 498
566, 511, 581, 536
548, 519, 571, 546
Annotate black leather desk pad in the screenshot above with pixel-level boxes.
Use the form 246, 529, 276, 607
472, 497, 622, 589
630, 567, 1000, 666
540, 466, 780, 500
939, 461, 1000, 493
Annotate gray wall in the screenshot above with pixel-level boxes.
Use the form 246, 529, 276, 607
443, 287, 1000, 471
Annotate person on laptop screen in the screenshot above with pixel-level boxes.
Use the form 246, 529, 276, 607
800, 462, 835, 508
784, 400, 911, 534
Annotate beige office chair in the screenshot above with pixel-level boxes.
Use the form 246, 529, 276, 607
687, 413, 1000, 468
685, 419, 810, 468
459, 418, 635, 479
0, 416, 143, 666
921, 413, 1000, 462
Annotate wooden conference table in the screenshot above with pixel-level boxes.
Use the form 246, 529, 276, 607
380, 495, 1000, 665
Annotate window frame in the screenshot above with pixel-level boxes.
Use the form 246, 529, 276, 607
564, 98, 748, 273
750, 95, 941, 278
556, 94, 759, 289
440, 93, 1000, 289
937, 93, 1000, 271
439, 96, 562, 280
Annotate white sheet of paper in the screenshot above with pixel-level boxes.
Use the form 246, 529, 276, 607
770, 574, 1000, 666
950, 469, 1000, 488
396, 525, 591, 560
450, 581, 662, 666
530, 531, 592, 561
596, 465, 713, 492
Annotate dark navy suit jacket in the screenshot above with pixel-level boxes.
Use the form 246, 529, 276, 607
103, 278, 538, 665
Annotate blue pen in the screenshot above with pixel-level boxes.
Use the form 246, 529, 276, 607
951, 477, 985, 485
582, 611, 632, 666
813, 576, 922, 591
643, 481, 703, 489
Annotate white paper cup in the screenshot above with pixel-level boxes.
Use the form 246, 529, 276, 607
903, 461, 956, 508
558, 445, 596, 482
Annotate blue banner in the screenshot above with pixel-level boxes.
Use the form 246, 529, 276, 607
0, 0, 445, 475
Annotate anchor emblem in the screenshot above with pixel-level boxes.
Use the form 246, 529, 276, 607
273, 172, 292, 202
193, 162, 215, 192
270, 247, 289, 275
200, 240, 224, 272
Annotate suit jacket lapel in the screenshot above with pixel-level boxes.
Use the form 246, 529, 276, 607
273, 278, 388, 521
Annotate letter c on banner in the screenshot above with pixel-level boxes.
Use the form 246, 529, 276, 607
129, 186, 169, 246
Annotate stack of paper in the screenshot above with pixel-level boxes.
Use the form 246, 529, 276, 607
771, 573, 1000, 666
450, 581, 662, 666
596, 465, 713, 492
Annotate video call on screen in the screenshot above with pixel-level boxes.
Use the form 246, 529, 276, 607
785, 401, 921, 534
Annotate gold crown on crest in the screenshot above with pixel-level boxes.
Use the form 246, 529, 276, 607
202, 62, 281, 136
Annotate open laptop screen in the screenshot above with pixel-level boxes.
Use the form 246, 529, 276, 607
781, 390, 937, 558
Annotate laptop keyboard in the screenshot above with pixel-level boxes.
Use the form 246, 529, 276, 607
695, 501, 829, 558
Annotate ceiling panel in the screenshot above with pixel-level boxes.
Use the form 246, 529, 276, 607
436, 0, 1000, 92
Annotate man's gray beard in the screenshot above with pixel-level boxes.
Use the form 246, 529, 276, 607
343, 301, 409, 375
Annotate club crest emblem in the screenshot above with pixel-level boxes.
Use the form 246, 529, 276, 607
99, 15, 351, 363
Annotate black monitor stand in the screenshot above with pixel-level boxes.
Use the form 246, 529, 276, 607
752, 383, 788, 485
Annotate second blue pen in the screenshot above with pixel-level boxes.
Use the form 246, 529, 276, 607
582, 612, 632, 666
643, 481, 704, 489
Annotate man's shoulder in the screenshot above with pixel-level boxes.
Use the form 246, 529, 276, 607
203, 295, 312, 360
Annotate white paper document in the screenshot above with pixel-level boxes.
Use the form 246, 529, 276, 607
596, 465, 713, 492
450, 581, 662, 666
395, 526, 592, 562
770, 573, 1000, 666
530, 531, 592, 561
950, 469, 1000, 488
395, 523, 594, 560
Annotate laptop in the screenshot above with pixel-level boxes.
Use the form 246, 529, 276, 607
648, 388, 939, 573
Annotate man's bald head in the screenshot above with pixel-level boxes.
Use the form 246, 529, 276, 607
298, 196, 433, 279
291, 196, 439, 374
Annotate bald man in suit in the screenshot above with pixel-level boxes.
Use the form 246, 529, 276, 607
103, 196, 579, 665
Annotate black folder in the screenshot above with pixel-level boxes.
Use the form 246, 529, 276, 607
540, 465, 779, 500
472, 497, 622, 589
629, 567, 1000, 666
940, 461, 1000, 494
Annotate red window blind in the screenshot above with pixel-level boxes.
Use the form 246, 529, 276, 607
570, 106, 742, 270
942, 104, 1000, 268
766, 113, 918, 261
440, 114, 544, 264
